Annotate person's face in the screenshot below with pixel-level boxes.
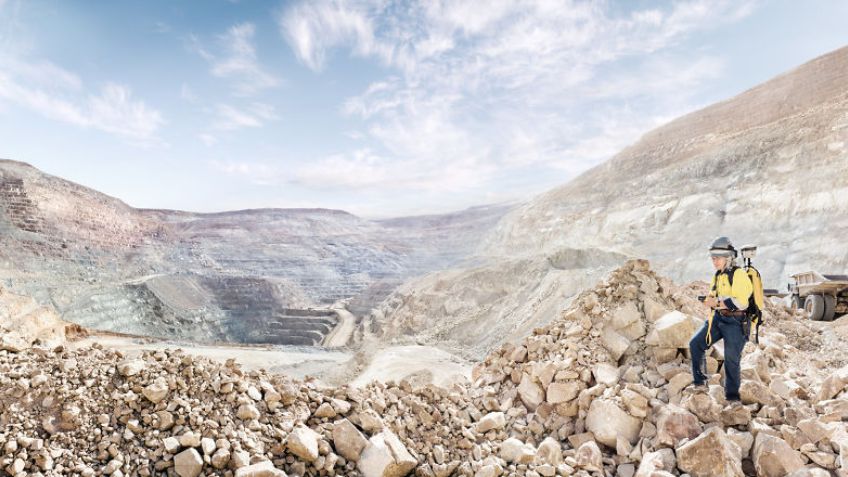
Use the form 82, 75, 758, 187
711, 255, 727, 270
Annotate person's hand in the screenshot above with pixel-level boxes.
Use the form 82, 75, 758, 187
703, 296, 718, 308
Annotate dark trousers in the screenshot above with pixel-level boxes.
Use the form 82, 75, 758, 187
689, 312, 746, 400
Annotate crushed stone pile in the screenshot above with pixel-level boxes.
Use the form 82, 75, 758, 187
1, 260, 847, 477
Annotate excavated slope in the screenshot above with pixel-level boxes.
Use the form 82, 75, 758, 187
0, 159, 509, 343
484, 46, 848, 287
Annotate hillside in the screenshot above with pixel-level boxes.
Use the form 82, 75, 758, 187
370, 46, 848, 356
484, 46, 848, 286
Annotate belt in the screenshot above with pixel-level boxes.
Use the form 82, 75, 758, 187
718, 310, 747, 318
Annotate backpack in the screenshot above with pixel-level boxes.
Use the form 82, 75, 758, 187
714, 265, 765, 343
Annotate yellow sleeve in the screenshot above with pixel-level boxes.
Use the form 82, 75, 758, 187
708, 275, 717, 297
729, 268, 753, 310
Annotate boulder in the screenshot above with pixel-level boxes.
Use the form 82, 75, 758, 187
656, 405, 702, 447
358, 430, 417, 477
585, 398, 642, 447
174, 448, 203, 477
592, 363, 619, 386
575, 441, 603, 472
237, 404, 260, 420
117, 359, 145, 377
653, 311, 697, 348
287, 425, 320, 462
601, 327, 631, 361
499, 438, 535, 464
753, 433, 805, 477
546, 382, 580, 404
740, 380, 782, 407
676, 427, 743, 477
332, 419, 368, 462
476, 412, 506, 433
235, 461, 288, 477
635, 449, 676, 477
517, 373, 545, 411
535, 437, 562, 465
816, 367, 848, 402
143, 380, 169, 404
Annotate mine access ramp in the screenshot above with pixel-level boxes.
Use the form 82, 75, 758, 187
788, 271, 848, 321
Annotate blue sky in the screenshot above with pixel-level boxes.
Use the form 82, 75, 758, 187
0, 0, 846, 218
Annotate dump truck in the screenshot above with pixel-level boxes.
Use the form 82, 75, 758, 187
788, 271, 848, 321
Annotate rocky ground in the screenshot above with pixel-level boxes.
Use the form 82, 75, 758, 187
2, 259, 846, 477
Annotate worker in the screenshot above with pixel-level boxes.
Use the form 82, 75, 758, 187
688, 237, 753, 403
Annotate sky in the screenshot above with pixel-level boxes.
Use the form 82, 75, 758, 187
0, 1, 846, 218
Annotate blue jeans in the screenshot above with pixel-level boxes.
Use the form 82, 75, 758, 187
689, 312, 746, 400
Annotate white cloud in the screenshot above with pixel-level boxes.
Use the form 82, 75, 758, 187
0, 58, 164, 142
193, 22, 280, 96
280, 0, 758, 193
212, 102, 279, 131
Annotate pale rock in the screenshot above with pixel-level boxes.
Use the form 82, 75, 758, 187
817, 368, 848, 402
652, 347, 679, 364
620, 388, 649, 418
314, 402, 337, 418
787, 468, 834, 477
601, 327, 631, 361
635, 449, 676, 477
201, 438, 216, 456
332, 419, 368, 462
234, 461, 287, 477
656, 404, 702, 447
287, 425, 320, 462
237, 404, 260, 420
585, 398, 642, 447
509, 346, 528, 363
727, 428, 754, 457
163, 437, 181, 453
720, 402, 752, 427
246, 386, 262, 401
592, 363, 619, 386
667, 372, 693, 397
211, 449, 231, 469
740, 380, 782, 407
174, 448, 203, 477
643, 298, 669, 323
499, 438, 535, 464
753, 433, 805, 477
653, 311, 697, 348
179, 431, 201, 448
546, 382, 580, 404
797, 418, 834, 444
535, 437, 562, 465
117, 359, 145, 377
683, 392, 722, 423
474, 464, 499, 477
476, 412, 506, 433
357, 429, 417, 477
142, 379, 169, 403
676, 427, 743, 477
517, 373, 545, 411
575, 441, 603, 472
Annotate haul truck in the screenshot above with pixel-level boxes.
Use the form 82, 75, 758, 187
788, 271, 848, 321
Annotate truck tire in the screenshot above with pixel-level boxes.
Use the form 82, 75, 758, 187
805, 294, 825, 321
790, 295, 803, 310
823, 295, 837, 321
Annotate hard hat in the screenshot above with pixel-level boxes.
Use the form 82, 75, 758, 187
709, 236, 737, 257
